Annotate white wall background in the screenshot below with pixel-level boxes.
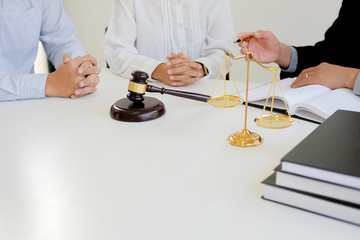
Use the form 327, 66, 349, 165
56, 0, 342, 84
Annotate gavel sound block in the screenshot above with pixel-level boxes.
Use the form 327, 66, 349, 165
110, 71, 210, 122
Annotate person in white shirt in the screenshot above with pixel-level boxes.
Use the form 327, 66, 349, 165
104, 0, 234, 87
0, 0, 100, 101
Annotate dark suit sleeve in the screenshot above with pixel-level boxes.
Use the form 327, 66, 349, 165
280, 0, 358, 79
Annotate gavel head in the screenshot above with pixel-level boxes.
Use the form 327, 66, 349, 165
110, 70, 165, 122
127, 71, 149, 103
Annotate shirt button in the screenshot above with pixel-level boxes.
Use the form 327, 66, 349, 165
178, 23, 183, 28
177, 0, 181, 4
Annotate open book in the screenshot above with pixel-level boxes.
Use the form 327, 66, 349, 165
244, 78, 360, 123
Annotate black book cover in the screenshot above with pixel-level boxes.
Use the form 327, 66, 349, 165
274, 165, 360, 205
281, 110, 360, 178
262, 173, 360, 226
262, 173, 360, 208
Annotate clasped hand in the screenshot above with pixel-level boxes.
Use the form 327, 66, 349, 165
45, 54, 101, 99
151, 52, 204, 87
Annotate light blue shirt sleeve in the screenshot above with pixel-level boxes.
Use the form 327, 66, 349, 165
0, 0, 85, 101
40, 0, 85, 69
281, 46, 298, 73
0, 73, 47, 101
353, 73, 360, 96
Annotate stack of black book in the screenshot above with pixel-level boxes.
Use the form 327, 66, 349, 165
262, 110, 360, 226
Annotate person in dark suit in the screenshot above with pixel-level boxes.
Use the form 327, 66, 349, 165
237, 0, 360, 95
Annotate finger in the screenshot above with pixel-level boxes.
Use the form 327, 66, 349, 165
79, 74, 100, 88
291, 77, 309, 88
174, 60, 202, 70
167, 58, 198, 68
171, 77, 199, 86
167, 58, 187, 66
167, 52, 187, 61
73, 86, 98, 97
240, 47, 248, 55
237, 32, 253, 39
78, 61, 92, 75
63, 54, 72, 64
170, 81, 188, 87
81, 65, 101, 76
291, 67, 318, 88
255, 30, 278, 43
254, 30, 270, 40
166, 53, 176, 60
240, 41, 249, 48
291, 73, 315, 88
161, 75, 195, 87
188, 61, 202, 70
177, 52, 188, 59
73, 55, 98, 67
253, 31, 264, 39
170, 74, 200, 83
172, 56, 191, 65
160, 78, 179, 87
168, 66, 201, 77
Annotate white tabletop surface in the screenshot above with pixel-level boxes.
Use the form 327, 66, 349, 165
1, 69, 359, 240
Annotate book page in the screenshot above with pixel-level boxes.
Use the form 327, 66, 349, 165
245, 78, 331, 110
292, 88, 360, 121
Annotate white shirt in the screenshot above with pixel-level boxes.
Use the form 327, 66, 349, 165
0, 0, 85, 101
104, 0, 234, 80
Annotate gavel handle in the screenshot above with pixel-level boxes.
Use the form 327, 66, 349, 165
146, 85, 210, 102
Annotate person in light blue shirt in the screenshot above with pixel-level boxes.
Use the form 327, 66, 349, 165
0, 0, 100, 101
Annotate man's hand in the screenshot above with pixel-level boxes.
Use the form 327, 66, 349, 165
238, 31, 291, 69
45, 55, 101, 98
151, 52, 203, 86
291, 62, 360, 90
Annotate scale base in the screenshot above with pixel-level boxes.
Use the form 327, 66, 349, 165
110, 96, 165, 122
227, 129, 263, 147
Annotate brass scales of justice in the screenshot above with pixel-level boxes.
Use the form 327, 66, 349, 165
110, 36, 294, 147
220, 48, 294, 147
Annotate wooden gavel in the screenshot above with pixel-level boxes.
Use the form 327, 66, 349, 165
127, 71, 210, 103
110, 71, 211, 122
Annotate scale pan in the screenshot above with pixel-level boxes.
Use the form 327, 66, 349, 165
255, 115, 294, 129
207, 95, 243, 108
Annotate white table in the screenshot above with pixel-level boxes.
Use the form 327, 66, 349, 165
1, 69, 359, 240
